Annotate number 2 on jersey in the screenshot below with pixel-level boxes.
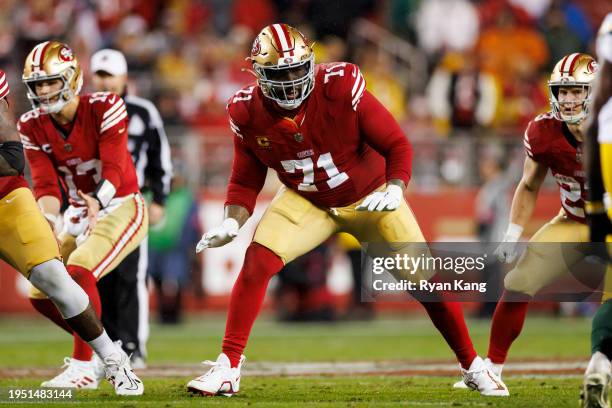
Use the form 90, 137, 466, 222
281, 153, 348, 192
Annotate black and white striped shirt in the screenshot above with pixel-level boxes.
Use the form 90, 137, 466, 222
124, 94, 172, 205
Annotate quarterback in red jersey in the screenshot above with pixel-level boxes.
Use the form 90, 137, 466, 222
452, 53, 597, 394
18, 41, 147, 391
0, 68, 143, 395
187, 24, 507, 397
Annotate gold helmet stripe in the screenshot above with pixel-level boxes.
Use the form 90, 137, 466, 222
559, 52, 581, 76
270, 23, 294, 57
31, 41, 51, 70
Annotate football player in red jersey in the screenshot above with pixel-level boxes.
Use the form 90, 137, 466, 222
451, 53, 597, 394
186, 24, 507, 397
0, 69, 143, 395
18, 41, 147, 392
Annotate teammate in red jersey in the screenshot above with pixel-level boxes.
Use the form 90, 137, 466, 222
186, 23, 507, 397
0, 68, 143, 395
18, 41, 147, 391
452, 53, 598, 394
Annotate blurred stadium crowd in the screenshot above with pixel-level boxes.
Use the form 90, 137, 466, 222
0, 0, 609, 188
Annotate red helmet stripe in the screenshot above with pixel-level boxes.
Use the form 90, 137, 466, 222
39, 41, 52, 67
567, 53, 582, 75
560, 53, 580, 75
31, 41, 50, 68
271, 24, 292, 58
280, 24, 295, 56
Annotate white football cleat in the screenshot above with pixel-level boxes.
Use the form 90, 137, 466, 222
453, 357, 501, 390
41, 357, 99, 389
92, 351, 106, 384
461, 356, 509, 396
103, 349, 144, 396
580, 373, 611, 408
453, 378, 469, 389
91, 340, 124, 384
187, 353, 245, 397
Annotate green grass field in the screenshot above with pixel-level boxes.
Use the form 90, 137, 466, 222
0, 313, 595, 407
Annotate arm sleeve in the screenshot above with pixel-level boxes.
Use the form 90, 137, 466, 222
225, 135, 267, 215
21, 133, 61, 200
98, 97, 129, 189
357, 90, 412, 185
144, 106, 172, 205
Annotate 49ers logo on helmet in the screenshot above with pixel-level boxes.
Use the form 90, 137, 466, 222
251, 37, 261, 57
59, 46, 74, 62
587, 59, 598, 74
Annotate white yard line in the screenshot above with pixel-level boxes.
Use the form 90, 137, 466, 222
0, 360, 588, 378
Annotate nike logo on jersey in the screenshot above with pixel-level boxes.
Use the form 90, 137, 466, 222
109, 95, 117, 104
5, 196, 16, 204
119, 127, 126, 134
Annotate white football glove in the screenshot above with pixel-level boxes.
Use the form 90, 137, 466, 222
62, 205, 89, 237
494, 223, 523, 263
356, 184, 404, 212
196, 218, 240, 253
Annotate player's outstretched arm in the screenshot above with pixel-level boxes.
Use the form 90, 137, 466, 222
495, 156, 548, 262
0, 99, 24, 176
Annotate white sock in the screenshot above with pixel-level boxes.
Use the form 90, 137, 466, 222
88, 330, 120, 361
586, 351, 611, 376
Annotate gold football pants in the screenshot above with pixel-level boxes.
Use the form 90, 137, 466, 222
253, 185, 432, 281
0, 187, 60, 278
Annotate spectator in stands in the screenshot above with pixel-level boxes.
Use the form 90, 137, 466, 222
541, 0, 592, 70
357, 45, 407, 121
476, 6, 549, 81
416, 0, 479, 58
426, 51, 498, 135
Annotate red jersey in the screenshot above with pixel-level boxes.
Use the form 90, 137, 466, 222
524, 112, 586, 223
18, 92, 139, 202
0, 69, 29, 199
225, 62, 412, 213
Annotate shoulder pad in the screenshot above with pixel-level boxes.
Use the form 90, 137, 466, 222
318, 62, 366, 110
18, 109, 41, 127
90, 93, 127, 133
227, 85, 257, 135
524, 112, 558, 158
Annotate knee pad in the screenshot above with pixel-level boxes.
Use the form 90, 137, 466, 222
29, 259, 89, 319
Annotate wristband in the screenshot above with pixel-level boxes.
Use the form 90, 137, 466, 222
93, 179, 116, 208
505, 223, 524, 241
